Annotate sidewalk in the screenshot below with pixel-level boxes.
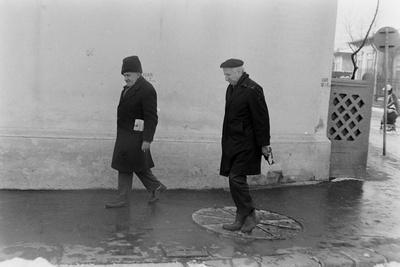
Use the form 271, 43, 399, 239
0, 172, 399, 266
1, 109, 400, 266
2, 247, 400, 267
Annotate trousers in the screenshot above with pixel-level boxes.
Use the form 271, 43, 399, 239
118, 169, 162, 199
228, 173, 255, 217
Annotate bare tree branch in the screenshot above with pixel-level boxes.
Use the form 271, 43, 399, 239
345, 23, 357, 52
350, 0, 380, 79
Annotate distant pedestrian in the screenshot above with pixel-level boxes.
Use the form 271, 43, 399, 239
105, 56, 166, 208
219, 58, 272, 233
381, 84, 399, 130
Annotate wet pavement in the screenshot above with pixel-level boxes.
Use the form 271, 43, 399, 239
0, 108, 399, 266
0, 173, 399, 265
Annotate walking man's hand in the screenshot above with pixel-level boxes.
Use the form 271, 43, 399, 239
262, 145, 274, 165
142, 141, 151, 152
262, 145, 272, 156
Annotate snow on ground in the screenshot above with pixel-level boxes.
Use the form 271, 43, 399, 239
375, 262, 400, 267
0, 258, 54, 267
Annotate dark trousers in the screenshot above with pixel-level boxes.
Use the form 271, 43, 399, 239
381, 111, 398, 127
118, 169, 162, 199
387, 111, 398, 125
135, 169, 162, 191
229, 173, 255, 217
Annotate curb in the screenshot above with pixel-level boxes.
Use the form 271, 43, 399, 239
2, 244, 399, 267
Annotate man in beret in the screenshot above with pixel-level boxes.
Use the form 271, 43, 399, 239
105, 56, 167, 208
219, 58, 271, 233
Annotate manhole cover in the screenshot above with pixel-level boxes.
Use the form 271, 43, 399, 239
192, 206, 302, 240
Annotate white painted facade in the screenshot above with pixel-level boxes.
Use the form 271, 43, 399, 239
0, 0, 337, 189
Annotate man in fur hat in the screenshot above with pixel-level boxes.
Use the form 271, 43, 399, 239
105, 56, 166, 208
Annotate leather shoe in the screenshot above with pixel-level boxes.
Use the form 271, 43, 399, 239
148, 184, 167, 203
240, 210, 259, 233
105, 199, 128, 208
222, 213, 246, 231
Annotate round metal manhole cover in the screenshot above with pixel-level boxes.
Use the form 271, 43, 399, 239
192, 206, 302, 240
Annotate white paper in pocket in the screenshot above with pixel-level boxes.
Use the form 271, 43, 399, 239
133, 119, 144, 131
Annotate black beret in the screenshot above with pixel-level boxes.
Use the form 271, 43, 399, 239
121, 56, 142, 74
220, 58, 244, 68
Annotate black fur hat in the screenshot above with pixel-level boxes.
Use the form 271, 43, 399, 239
121, 56, 142, 74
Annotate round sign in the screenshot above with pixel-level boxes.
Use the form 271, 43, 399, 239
373, 26, 400, 52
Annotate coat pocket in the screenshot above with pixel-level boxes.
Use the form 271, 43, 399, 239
230, 121, 244, 135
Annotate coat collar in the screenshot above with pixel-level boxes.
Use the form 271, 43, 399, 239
234, 72, 249, 88
226, 72, 249, 107
119, 76, 145, 103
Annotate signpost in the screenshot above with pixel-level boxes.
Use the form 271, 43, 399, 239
373, 27, 400, 155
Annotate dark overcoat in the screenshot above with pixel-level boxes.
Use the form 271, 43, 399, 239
111, 76, 158, 173
220, 73, 270, 177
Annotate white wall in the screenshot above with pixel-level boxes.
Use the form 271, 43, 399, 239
0, 0, 337, 189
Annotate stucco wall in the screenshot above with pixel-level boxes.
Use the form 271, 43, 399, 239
0, 0, 337, 189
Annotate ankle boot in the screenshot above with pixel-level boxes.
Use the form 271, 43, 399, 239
240, 210, 259, 233
148, 183, 167, 204
222, 213, 246, 231
105, 173, 132, 208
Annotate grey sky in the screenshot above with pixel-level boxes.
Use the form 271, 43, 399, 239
335, 0, 400, 49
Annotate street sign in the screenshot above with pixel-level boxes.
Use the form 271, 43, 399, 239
373, 26, 400, 52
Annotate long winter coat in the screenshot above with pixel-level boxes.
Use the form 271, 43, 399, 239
111, 76, 158, 173
220, 73, 270, 177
